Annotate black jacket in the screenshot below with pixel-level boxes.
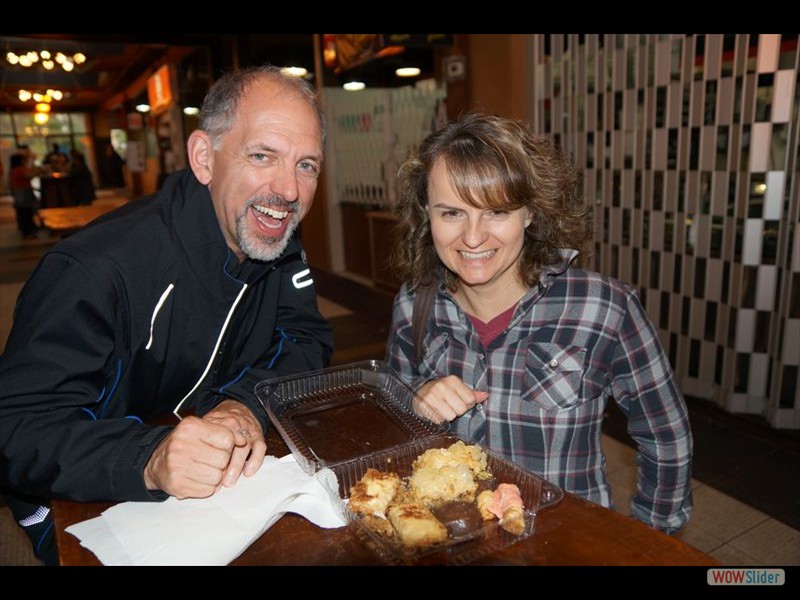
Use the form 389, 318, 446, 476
0, 169, 333, 502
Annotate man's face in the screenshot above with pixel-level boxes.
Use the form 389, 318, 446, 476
205, 79, 323, 262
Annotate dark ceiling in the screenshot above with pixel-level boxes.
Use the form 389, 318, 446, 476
0, 34, 438, 114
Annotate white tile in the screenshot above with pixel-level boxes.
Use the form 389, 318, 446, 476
728, 519, 800, 566
742, 219, 763, 266
0, 506, 41, 566
783, 320, 800, 365
756, 34, 781, 73
749, 122, 772, 172
755, 265, 777, 311
748, 353, 769, 398
772, 70, 794, 123
607, 473, 636, 517
675, 521, 726, 554
711, 543, 763, 566
690, 485, 770, 542
600, 435, 636, 474
763, 172, 785, 219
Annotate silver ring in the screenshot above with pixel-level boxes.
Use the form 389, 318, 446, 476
239, 429, 252, 438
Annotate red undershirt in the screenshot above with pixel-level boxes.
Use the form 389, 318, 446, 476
465, 302, 518, 348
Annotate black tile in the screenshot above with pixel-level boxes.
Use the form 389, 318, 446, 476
690, 422, 776, 483
702, 448, 800, 531
602, 395, 800, 529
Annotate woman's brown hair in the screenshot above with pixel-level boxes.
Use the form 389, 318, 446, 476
392, 112, 592, 291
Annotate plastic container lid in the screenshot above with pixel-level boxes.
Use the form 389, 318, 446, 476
255, 360, 449, 474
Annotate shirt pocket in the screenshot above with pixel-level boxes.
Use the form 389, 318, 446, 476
521, 343, 591, 411
418, 333, 451, 376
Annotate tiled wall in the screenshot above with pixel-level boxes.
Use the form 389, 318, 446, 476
530, 34, 799, 428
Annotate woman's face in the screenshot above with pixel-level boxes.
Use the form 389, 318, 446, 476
426, 158, 529, 294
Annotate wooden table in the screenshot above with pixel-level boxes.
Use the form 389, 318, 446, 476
52, 428, 718, 566
37, 200, 128, 235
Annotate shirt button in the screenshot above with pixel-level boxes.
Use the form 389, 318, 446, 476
549, 358, 559, 368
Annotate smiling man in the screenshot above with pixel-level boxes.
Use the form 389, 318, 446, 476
0, 66, 333, 564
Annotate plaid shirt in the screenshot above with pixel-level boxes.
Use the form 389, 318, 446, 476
385, 251, 693, 533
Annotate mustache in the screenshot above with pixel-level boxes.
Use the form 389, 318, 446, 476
247, 196, 298, 213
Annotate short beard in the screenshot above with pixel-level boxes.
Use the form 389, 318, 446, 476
236, 196, 300, 262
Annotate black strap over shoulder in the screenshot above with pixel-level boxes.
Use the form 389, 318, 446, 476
412, 278, 438, 365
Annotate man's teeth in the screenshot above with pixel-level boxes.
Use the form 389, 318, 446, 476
459, 250, 495, 259
254, 205, 288, 219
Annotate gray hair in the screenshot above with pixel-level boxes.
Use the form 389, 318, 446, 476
199, 65, 326, 150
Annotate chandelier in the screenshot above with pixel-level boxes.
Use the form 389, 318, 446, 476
17, 88, 65, 125
6, 50, 86, 72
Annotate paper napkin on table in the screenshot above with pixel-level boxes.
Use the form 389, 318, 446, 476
65, 454, 347, 565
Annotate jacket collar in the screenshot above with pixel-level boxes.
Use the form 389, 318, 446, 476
161, 169, 303, 289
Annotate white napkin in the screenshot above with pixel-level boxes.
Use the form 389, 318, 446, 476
65, 454, 347, 565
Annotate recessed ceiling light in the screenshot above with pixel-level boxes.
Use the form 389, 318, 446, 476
183, 106, 200, 116
396, 67, 421, 77
343, 81, 366, 91
136, 104, 151, 113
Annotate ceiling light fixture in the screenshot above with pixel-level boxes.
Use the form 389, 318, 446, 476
18, 88, 64, 104
343, 81, 366, 91
5, 49, 88, 72
136, 104, 151, 113
280, 66, 308, 78
183, 106, 200, 116
395, 67, 421, 77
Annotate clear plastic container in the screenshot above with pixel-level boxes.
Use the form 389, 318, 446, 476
255, 360, 448, 474
255, 360, 564, 565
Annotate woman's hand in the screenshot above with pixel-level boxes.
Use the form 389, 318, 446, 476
415, 376, 489, 423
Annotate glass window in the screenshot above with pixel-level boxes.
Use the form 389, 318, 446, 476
778, 33, 798, 70
660, 291, 670, 329
755, 73, 774, 122
748, 173, 765, 218
694, 257, 706, 297
689, 339, 700, 377
711, 216, 724, 259
69, 113, 90, 133
650, 250, 661, 288
721, 34, 736, 77
0, 112, 12, 136
734, 353, 749, 393
670, 39, 682, 82
704, 80, 717, 125
705, 301, 717, 342
716, 125, 729, 171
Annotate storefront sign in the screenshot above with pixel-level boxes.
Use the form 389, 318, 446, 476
147, 64, 173, 116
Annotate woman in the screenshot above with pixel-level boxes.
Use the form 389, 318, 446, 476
9, 150, 43, 239
385, 113, 693, 534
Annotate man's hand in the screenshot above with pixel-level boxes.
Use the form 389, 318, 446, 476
200, 400, 267, 488
143, 416, 240, 499
143, 400, 266, 499
415, 376, 489, 423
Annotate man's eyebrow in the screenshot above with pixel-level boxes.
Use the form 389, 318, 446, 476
243, 143, 279, 154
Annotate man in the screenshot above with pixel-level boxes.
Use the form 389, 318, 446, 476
0, 66, 333, 564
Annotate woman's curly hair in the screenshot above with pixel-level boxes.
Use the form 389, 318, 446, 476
391, 112, 593, 291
